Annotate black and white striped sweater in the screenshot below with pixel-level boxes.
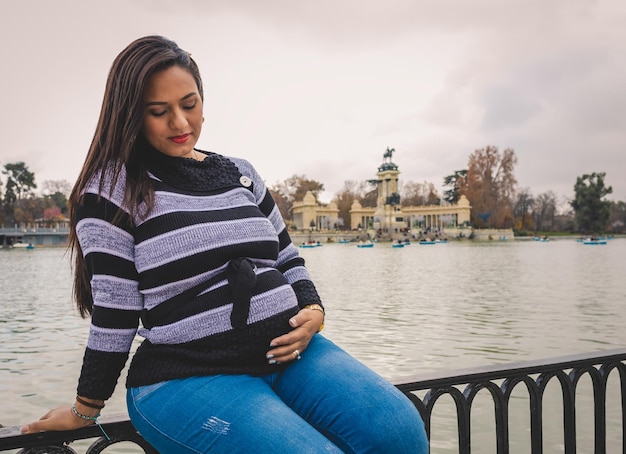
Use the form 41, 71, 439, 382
76, 149, 322, 400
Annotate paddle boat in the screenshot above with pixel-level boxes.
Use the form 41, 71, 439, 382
12, 242, 35, 250
299, 241, 322, 248
581, 238, 607, 245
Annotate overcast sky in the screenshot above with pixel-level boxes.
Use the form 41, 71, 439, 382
1, 0, 624, 205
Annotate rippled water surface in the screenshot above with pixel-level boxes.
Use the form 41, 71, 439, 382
1, 239, 625, 452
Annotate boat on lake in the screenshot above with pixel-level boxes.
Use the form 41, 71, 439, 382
581, 238, 607, 245
11, 242, 34, 250
299, 241, 322, 248
357, 241, 374, 248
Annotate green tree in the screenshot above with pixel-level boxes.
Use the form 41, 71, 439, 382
49, 192, 69, 215
3, 162, 37, 201
3, 177, 17, 212
608, 200, 625, 233
360, 184, 378, 207
3, 162, 37, 223
442, 170, 467, 203
291, 176, 324, 204
42, 180, 72, 215
570, 172, 612, 234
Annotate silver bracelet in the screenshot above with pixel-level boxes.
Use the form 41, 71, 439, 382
72, 404, 100, 421
72, 404, 110, 440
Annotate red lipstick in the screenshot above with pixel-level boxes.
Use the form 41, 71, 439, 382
170, 134, 190, 144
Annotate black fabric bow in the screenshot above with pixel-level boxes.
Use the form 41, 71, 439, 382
227, 257, 257, 329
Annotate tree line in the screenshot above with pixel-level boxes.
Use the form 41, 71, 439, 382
267, 145, 623, 235
0, 161, 70, 228
2, 146, 624, 234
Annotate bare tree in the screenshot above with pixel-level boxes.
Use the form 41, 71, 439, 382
464, 146, 517, 228
532, 191, 557, 232
269, 174, 325, 223
42, 179, 72, 197
514, 188, 535, 230
400, 181, 440, 206
332, 180, 371, 229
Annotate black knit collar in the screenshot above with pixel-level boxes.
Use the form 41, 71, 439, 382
144, 146, 243, 192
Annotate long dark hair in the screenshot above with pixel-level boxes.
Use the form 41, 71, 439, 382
68, 35, 204, 317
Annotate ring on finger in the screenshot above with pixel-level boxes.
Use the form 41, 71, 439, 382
293, 349, 302, 360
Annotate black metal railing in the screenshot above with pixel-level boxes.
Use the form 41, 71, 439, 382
396, 348, 626, 453
2, 349, 625, 453
0, 414, 157, 453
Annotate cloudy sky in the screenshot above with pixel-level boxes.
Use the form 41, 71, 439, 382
1, 0, 624, 205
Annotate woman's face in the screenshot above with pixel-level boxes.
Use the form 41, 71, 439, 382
141, 65, 203, 158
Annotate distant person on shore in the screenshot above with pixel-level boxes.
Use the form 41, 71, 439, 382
21, 35, 428, 453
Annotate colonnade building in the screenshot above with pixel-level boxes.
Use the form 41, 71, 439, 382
291, 148, 471, 234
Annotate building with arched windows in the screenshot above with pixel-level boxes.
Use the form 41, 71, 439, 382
291, 191, 340, 231
291, 148, 471, 235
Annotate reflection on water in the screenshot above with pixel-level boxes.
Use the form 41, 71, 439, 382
306, 239, 626, 379
1, 239, 625, 452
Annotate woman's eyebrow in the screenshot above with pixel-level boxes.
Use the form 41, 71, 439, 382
145, 92, 197, 106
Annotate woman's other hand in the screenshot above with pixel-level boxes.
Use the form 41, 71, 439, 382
266, 307, 324, 364
21, 405, 96, 434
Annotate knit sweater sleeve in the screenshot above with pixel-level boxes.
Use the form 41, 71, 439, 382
75, 173, 142, 400
231, 157, 323, 309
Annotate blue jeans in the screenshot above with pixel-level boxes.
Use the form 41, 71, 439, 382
127, 335, 428, 453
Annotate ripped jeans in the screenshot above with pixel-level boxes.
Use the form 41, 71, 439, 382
126, 335, 428, 453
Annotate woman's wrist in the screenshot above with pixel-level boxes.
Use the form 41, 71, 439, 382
72, 398, 111, 440
74, 396, 104, 418
72, 404, 100, 421
303, 304, 325, 332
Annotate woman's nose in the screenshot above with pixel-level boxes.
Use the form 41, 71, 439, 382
170, 109, 188, 130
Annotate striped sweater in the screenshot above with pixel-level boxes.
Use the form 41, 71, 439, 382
76, 149, 322, 400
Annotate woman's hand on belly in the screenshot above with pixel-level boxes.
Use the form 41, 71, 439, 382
265, 308, 324, 364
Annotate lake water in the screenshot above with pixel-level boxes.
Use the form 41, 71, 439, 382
1, 238, 625, 453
